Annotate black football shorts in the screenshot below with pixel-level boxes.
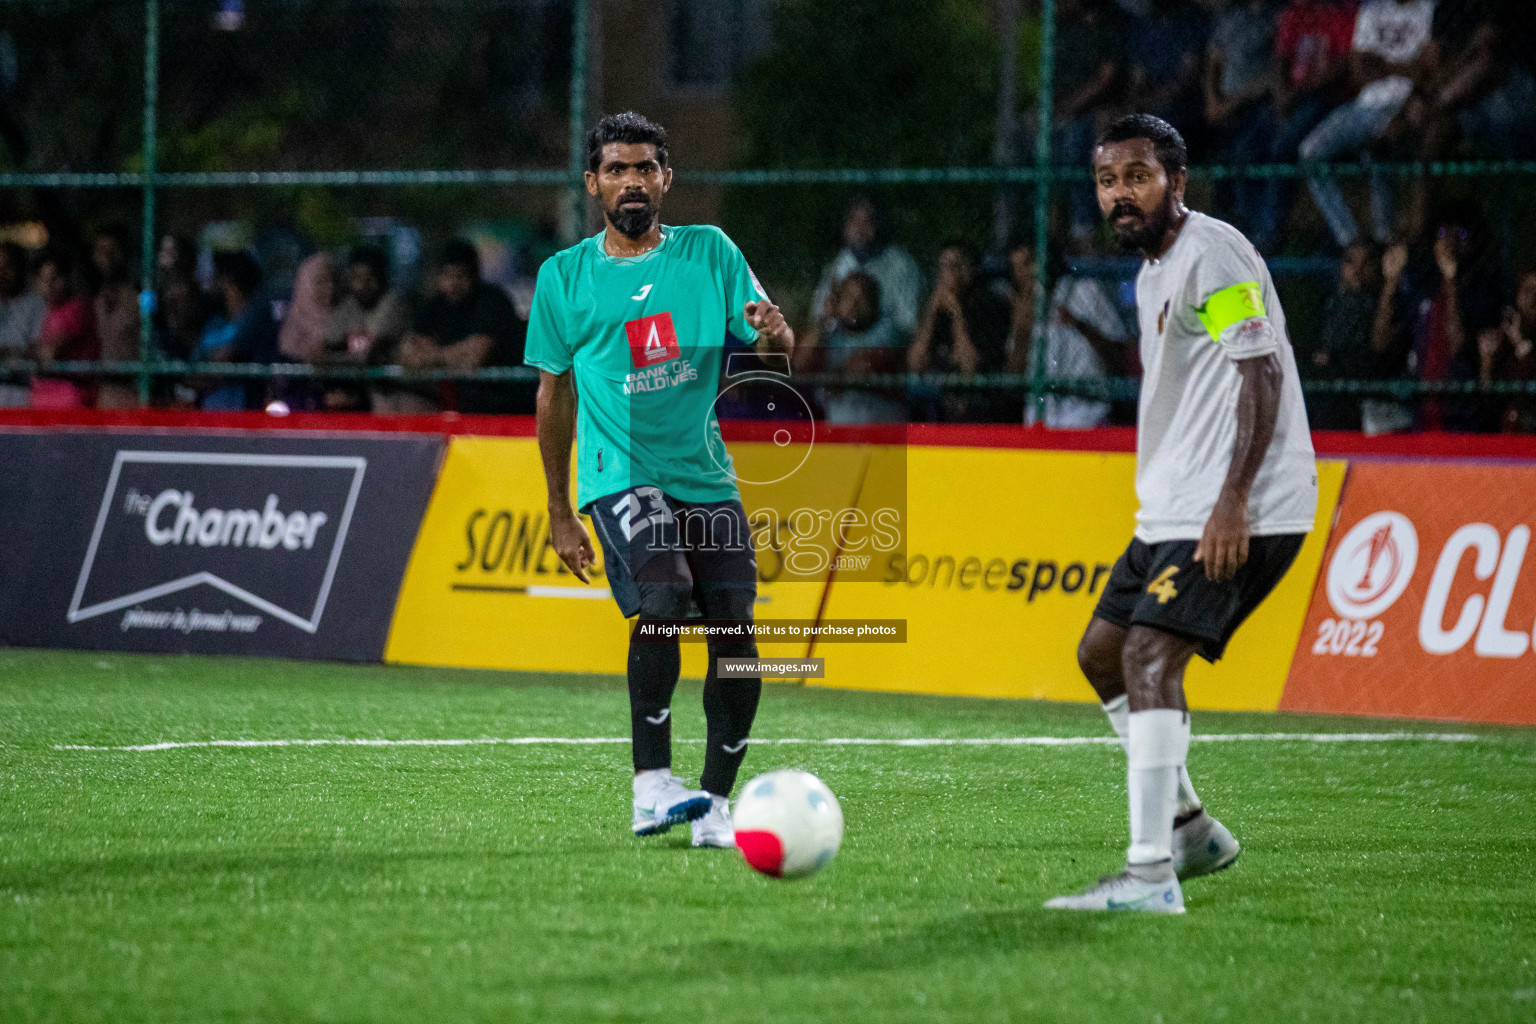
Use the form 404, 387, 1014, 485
1091, 533, 1306, 662
586, 485, 757, 619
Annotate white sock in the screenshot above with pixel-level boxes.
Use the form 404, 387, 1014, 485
1126, 709, 1191, 865
1102, 694, 1130, 752
1108, 694, 1202, 817
1176, 765, 1202, 818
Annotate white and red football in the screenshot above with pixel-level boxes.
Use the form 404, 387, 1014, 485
733, 770, 844, 880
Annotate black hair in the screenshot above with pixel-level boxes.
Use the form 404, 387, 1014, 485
937, 239, 980, 267
0, 240, 28, 273
159, 233, 198, 270
439, 239, 480, 278
1096, 113, 1188, 177
348, 243, 390, 285
94, 222, 133, 251
36, 246, 76, 281
585, 111, 669, 174
839, 270, 881, 306
211, 250, 263, 296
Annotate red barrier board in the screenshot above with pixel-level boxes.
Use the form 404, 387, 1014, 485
1281, 461, 1536, 725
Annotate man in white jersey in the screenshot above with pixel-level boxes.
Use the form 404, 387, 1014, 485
1046, 115, 1318, 914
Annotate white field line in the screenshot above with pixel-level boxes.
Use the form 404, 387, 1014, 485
52, 731, 1484, 753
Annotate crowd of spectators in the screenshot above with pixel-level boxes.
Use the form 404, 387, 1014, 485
798, 189, 1536, 433
791, 0, 1536, 433
1, 188, 1532, 435
1056, 0, 1536, 250
1, 0, 1534, 434
0, 231, 529, 416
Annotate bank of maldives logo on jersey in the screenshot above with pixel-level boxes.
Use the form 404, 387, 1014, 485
625, 311, 681, 368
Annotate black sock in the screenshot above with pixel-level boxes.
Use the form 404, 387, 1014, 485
628, 627, 680, 772
629, 576, 693, 772
699, 640, 762, 796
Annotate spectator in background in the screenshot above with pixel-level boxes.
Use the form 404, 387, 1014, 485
192, 251, 278, 411
0, 241, 43, 407
30, 249, 98, 409
1420, 1, 1536, 160
812, 197, 922, 340
1477, 270, 1536, 433
278, 253, 336, 364
1003, 242, 1039, 379
1126, 0, 1208, 147
1052, 0, 1130, 243
153, 233, 208, 363
795, 271, 905, 424
92, 224, 140, 409
1403, 2, 1536, 237
908, 243, 1011, 421
400, 239, 524, 414
1300, 0, 1435, 248
1025, 248, 1133, 429
1310, 240, 1381, 429
1359, 240, 1415, 434
324, 244, 409, 412
1258, 0, 1359, 252
275, 252, 337, 411
1381, 210, 1504, 431
1204, 0, 1279, 244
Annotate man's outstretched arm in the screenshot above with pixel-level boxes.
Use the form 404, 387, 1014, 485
1195, 352, 1282, 582
537, 368, 594, 583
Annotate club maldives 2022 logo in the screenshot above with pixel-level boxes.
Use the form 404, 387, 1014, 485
1325, 510, 1419, 622
68, 451, 366, 636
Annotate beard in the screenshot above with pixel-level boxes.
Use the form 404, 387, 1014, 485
1109, 192, 1177, 253
606, 192, 658, 239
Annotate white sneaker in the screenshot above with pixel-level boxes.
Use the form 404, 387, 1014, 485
690, 795, 735, 848
1044, 861, 1186, 913
632, 770, 711, 837
1172, 808, 1241, 880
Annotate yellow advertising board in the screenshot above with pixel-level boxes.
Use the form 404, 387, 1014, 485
814, 448, 1345, 712
387, 436, 1341, 712
384, 436, 858, 674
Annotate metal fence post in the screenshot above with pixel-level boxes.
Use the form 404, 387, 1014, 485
992, 0, 1020, 251
137, 0, 159, 405
1029, 0, 1055, 423
564, 0, 591, 246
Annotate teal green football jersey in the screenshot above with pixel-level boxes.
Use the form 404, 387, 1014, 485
524, 224, 765, 509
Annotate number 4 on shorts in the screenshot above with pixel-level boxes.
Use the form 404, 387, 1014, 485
1146, 566, 1180, 605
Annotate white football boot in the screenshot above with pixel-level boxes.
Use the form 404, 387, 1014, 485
690, 795, 736, 848
1172, 808, 1241, 880
632, 770, 712, 837
1044, 860, 1186, 913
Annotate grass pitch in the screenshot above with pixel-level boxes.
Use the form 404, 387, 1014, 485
1, 650, 1533, 1023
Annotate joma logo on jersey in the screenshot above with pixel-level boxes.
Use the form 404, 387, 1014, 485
624, 312, 681, 368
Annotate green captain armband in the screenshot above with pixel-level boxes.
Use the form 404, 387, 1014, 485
1196, 281, 1266, 343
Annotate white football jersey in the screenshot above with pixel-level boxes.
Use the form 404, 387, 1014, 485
1131, 211, 1317, 543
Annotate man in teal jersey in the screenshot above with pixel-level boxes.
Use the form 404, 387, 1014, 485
526, 112, 794, 848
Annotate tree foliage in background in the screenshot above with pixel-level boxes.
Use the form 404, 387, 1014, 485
725, 0, 1000, 304
0, 0, 573, 257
